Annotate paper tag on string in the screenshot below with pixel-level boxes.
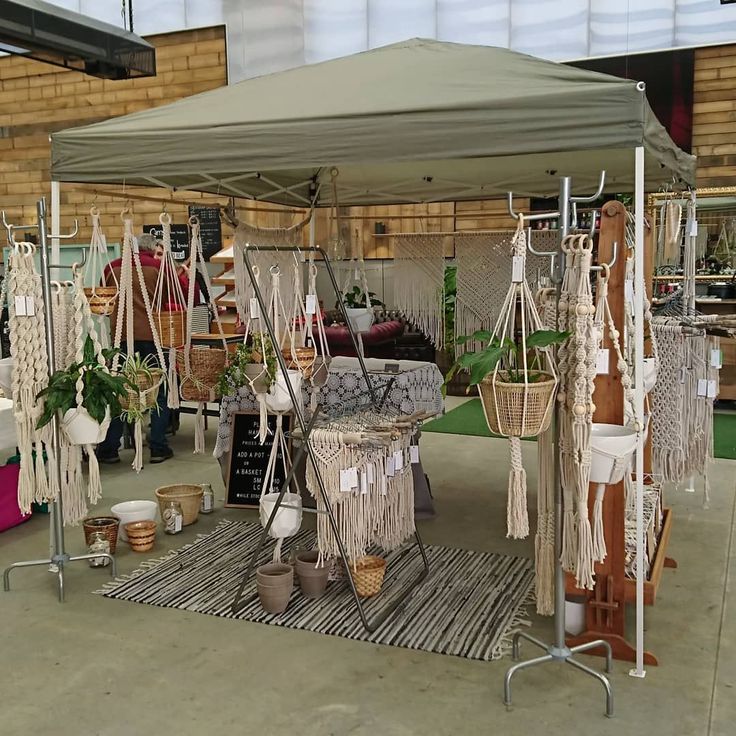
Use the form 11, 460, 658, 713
697, 379, 707, 397
595, 349, 610, 375
339, 470, 352, 493
690, 219, 698, 237
367, 463, 375, 485
394, 450, 404, 471
386, 457, 395, 477
349, 467, 359, 488
174, 515, 182, 533
410, 446, 420, 464
305, 294, 317, 315
511, 256, 524, 283
360, 471, 368, 495
707, 380, 717, 399
14, 296, 27, 317
711, 349, 723, 369
249, 298, 260, 320
380, 474, 387, 496
25, 296, 34, 316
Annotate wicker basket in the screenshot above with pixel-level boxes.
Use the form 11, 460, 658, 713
84, 287, 118, 316
350, 555, 387, 598
155, 484, 204, 526
124, 520, 157, 552
478, 371, 556, 438
82, 516, 120, 554
156, 310, 185, 348
176, 348, 227, 402
119, 369, 164, 411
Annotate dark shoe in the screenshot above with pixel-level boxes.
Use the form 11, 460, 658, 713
150, 447, 174, 464
96, 452, 120, 465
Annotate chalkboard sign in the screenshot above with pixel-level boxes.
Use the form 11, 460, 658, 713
188, 205, 222, 261
144, 222, 190, 262
225, 412, 292, 508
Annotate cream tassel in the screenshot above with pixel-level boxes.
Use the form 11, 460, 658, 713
132, 420, 144, 473
592, 483, 607, 563
575, 499, 595, 590
258, 395, 269, 444
86, 444, 102, 505
33, 441, 49, 503
194, 403, 205, 454
167, 346, 180, 409
506, 437, 529, 539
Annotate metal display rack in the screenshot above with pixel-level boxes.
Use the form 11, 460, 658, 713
2, 197, 117, 601
230, 244, 429, 632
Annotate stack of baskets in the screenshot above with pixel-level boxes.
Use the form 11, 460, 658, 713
176, 348, 227, 401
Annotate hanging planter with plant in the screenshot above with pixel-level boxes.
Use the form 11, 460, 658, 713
341, 285, 382, 334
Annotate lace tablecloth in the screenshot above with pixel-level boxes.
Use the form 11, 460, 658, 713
213, 357, 444, 459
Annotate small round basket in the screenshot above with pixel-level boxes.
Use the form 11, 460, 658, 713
350, 555, 387, 598
176, 348, 226, 402
155, 484, 204, 526
478, 371, 556, 438
156, 310, 185, 348
82, 516, 120, 554
84, 287, 118, 316
119, 369, 164, 412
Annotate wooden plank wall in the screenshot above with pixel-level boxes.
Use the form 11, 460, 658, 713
0, 26, 227, 240
693, 44, 736, 188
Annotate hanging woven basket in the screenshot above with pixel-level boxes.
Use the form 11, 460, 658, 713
118, 369, 164, 412
176, 348, 227, 401
83, 286, 118, 316
156, 310, 185, 348
478, 370, 556, 438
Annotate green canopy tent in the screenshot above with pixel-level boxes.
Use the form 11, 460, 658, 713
50, 37, 694, 203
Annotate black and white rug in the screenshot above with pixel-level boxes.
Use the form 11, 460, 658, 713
97, 520, 534, 662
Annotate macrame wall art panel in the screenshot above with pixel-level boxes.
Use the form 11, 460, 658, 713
455, 230, 555, 355
392, 234, 446, 348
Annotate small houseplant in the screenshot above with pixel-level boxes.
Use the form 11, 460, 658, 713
118, 352, 164, 424
217, 333, 277, 397
341, 286, 383, 334
444, 328, 568, 437
37, 337, 130, 444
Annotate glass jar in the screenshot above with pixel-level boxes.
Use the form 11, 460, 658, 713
162, 500, 183, 534
88, 530, 111, 567
200, 483, 214, 514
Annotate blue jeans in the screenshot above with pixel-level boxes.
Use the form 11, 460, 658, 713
98, 341, 171, 456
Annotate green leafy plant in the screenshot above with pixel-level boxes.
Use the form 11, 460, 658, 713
443, 265, 457, 364
342, 285, 383, 309
217, 334, 277, 395
118, 352, 164, 424
36, 337, 131, 428
442, 328, 569, 396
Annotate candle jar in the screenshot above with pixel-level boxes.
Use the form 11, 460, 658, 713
88, 530, 111, 567
162, 500, 184, 534
200, 483, 215, 514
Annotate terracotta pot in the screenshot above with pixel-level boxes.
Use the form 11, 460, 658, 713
295, 551, 329, 599
256, 563, 294, 614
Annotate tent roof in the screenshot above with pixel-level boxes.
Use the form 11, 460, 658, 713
51, 38, 695, 205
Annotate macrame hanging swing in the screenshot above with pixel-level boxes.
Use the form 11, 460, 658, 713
477, 218, 558, 540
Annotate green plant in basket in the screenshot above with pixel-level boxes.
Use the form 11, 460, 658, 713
118, 352, 164, 424
442, 328, 569, 396
217, 333, 277, 396
341, 285, 383, 309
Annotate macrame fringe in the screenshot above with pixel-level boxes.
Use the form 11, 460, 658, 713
167, 346, 180, 409
86, 444, 102, 505
534, 427, 555, 616
592, 484, 607, 563
194, 403, 205, 454
575, 500, 595, 590
133, 420, 143, 473
506, 437, 529, 539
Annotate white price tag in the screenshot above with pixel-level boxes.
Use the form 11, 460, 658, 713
174, 515, 182, 533
680, 367, 686, 385
697, 379, 708, 397
305, 294, 317, 315
624, 280, 635, 308
511, 255, 524, 283
367, 463, 375, 485
393, 450, 404, 471
25, 296, 34, 316
386, 457, 395, 477
349, 466, 359, 488
707, 379, 717, 399
340, 469, 353, 493
360, 471, 368, 495
595, 348, 610, 375
410, 445, 420, 464
14, 295, 27, 317
690, 219, 698, 237
711, 349, 723, 369
249, 298, 260, 320
380, 474, 387, 496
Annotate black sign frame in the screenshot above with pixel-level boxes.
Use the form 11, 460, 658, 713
188, 205, 222, 261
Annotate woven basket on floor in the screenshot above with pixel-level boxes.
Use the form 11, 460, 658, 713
156, 310, 185, 348
478, 370, 556, 438
350, 555, 387, 598
155, 484, 203, 526
176, 348, 226, 402
82, 516, 119, 554
118, 369, 164, 411
84, 287, 118, 316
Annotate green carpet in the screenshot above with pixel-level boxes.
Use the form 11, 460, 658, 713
425, 400, 736, 460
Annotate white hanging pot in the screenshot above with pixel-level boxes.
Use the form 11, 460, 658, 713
0, 357, 13, 397
345, 307, 374, 334
61, 407, 111, 445
643, 358, 657, 394
590, 423, 638, 485
265, 369, 302, 412
260, 492, 302, 539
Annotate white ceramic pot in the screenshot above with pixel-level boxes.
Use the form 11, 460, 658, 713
0, 357, 12, 397
643, 358, 657, 394
61, 407, 111, 445
259, 492, 303, 539
590, 423, 638, 485
111, 500, 158, 542
345, 307, 374, 334
265, 369, 302, 413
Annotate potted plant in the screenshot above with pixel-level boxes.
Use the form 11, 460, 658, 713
444, 328, 568, 437
36, 337, 130, 445
341, 285, 383, 334
217, 337, 276, 397
118, 352, 164, 424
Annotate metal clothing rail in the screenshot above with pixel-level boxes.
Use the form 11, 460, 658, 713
230, 244, 429, 632
2, 197, 117, 601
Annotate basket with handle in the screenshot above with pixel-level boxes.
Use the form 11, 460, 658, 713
154, 484, 204, 525
118, 368, 164, 411
176, 347, 226, 401
350, 555, 387, 598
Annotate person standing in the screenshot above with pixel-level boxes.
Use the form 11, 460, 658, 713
96, 233, 174, 464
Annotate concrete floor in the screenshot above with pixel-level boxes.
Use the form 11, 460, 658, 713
1, 405, 734, 736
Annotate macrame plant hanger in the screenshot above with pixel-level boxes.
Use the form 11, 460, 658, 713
478, 217, 558, 540
306, 254, 331, 411
83, 206, 118, 347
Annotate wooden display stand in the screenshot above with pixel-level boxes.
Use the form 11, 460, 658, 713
565, 200, 676, 666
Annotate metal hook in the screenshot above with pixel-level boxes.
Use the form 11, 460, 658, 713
507, 193, 560, 223
570, 171, 606, 203
591, 241, 618, 272
48, 219, 78, 240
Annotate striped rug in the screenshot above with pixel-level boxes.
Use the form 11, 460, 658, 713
97, 520, 534, 662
